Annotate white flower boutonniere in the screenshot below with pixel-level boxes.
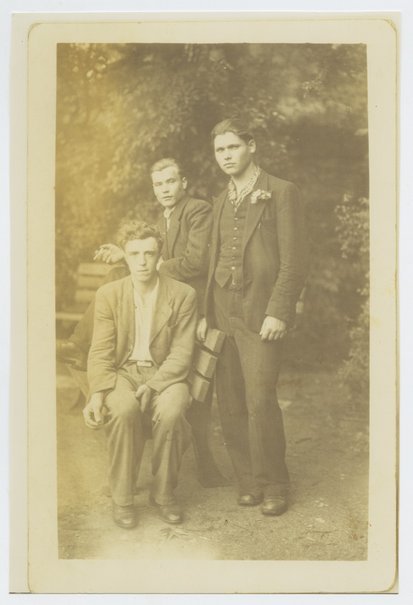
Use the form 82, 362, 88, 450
250, 189, 272, 205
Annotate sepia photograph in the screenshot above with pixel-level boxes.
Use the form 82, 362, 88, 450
18, 14, 397, 594
54, 40, 370, 562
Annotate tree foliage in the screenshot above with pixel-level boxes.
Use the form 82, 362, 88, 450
335, 195, 369, 403
56, 42, 369, 385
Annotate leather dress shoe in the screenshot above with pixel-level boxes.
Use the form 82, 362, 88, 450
112, 502, 137, 529
150, 496, 183, 524
237, 493, 263, 506
261, 495, 288, 516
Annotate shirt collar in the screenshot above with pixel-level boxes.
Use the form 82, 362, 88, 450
228, 165, 261, 208
133, 278, 159, 308
163, 206, 176, 220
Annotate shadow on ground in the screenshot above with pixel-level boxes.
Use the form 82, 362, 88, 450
56, 364, 368, 560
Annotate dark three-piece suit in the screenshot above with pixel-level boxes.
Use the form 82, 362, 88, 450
204, 169, 308, 497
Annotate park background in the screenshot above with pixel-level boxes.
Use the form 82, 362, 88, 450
56, 42, 369, 402
55, 42, 370, 560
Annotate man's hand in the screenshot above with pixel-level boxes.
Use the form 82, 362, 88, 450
197, 317, 208, 342
259, 316, 287, 341
83, 392, 110, 429
93, 243, 124, 264
136, 384, 154, 413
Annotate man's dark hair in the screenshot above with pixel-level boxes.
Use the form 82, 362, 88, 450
150, 157, 184, 178
116, 219, 163, 252
211, 118, 254, 144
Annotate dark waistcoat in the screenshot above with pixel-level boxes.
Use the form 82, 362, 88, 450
214, 198, 247, 291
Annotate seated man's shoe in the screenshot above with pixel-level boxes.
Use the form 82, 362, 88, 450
150, 496, 183, 524
237, 493, 263, 506
56, 339, 86, 369
112, 502, 137, 529
261, 495, 288, 516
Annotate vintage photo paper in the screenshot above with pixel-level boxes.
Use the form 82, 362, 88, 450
18, 13, 397, 594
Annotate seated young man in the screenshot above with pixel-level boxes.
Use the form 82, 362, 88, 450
83, 220, 197, 529
59, 157, 226, 488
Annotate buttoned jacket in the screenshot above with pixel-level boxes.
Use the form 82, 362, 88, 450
205, 169, 308, 332
87, 274, 197, 395
157, 195, 212, 310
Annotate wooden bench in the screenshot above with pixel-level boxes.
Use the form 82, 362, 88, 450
57, 260, 306, 331
57, 261, 305, 404
56, 261, 128, 407
188, 328, 225, 402
56, 262, 116, 328
56, 261, 225, 405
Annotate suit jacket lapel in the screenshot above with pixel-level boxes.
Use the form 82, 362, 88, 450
165, 196, 190, 257
209, 190, 228, 272
242, 170, 270, 253
150, 276, 172, 344
157, 215, 169, 259
122, 277, 135, 352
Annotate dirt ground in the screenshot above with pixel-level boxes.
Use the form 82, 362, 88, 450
56, 363, 369, 561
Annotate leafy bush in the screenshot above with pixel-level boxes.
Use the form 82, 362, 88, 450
335, 195, 369, 405
55, 42, 369, 379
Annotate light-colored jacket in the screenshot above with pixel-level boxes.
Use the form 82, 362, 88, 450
87, 274, 197, 395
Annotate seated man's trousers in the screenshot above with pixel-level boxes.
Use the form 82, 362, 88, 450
103, 362, 192, 506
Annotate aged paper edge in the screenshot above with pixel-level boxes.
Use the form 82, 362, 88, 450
9, 12, 398, 594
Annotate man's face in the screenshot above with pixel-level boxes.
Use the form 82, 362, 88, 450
214, 132, 256, 178
151, 166, 187, 209
124, 237, 160, 283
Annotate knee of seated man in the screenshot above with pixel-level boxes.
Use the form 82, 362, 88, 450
107, 391, 141, 423
156, 383, 190, 424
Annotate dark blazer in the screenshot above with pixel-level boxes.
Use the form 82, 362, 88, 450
87, 274, 197, 395
205, 169, 308, 332
157, 195, 212, 310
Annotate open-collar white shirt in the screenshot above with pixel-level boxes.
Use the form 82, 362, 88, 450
130, 278, 160, 362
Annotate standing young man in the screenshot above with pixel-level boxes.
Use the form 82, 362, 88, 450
198, 118, 308, 516
84, 221, 197, 528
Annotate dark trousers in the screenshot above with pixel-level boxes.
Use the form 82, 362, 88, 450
213, 282, 289, 497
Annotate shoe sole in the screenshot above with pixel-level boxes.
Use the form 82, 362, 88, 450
237, 494, 263, 506
261, 504, 288, 516
149, 497, 183, 524
113, 518, 137, 529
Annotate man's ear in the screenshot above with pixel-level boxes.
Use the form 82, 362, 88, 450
182, 177, 188, 190
248, 139, 257, 154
